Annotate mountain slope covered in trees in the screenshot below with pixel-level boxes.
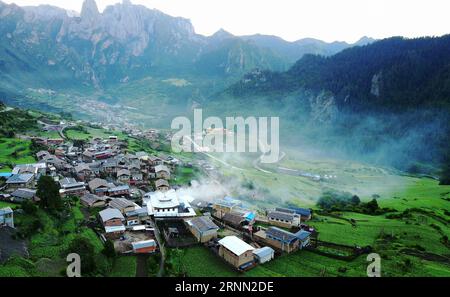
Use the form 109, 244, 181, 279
220, 36, 450, 178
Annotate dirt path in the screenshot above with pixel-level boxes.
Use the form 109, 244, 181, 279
135, 254, 149, 277
152, 221, 166, 277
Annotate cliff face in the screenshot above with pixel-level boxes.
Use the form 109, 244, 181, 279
0, 0, 289, 88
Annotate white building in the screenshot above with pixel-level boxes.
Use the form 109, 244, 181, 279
253, 247, 275, 264
143, 190, 196, 218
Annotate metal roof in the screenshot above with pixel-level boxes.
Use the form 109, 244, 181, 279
81, 193, 105, 205
99, 208, 125, 222
275, 207, 296, 214
187, 216, 219, 232
132, 240, 156, 250
267, 210, 295, 222
6, 174, 34, 184
88, 178, 109, 190
253, 246, 275, 258
295, 230, 312, 241
288, 207, 312, 217
266, 227, 298, 243
109, 185, 130, 192
117, 169, 131, 177
223, 212, 245, 226
218, 236, 254, 256
154, 165, 170, 173
0, 207, 13, 215
11, 188, 36, 199
104, 225, 126, 233
74, 163, 91, 173
109, 198, 135, 210
155, 179, 169, 188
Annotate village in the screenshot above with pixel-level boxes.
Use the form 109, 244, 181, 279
0, 118, 318, 274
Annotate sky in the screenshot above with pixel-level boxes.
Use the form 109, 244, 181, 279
3, 0, 450, 43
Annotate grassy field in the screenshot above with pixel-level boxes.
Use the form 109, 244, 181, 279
169, 246, 240, 277
65, 126, 129, 141
170, 245, 368, 277
0, 201, 18, 209
171, 166, 200, 186
177, 148, 450, 277
0, 137, 36, 171
108, 256, 137, 277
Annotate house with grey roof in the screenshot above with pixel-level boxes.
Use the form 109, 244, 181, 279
267, 210, 300, 229
117, 169, 131, 183
99, 208, 125, 226
88, 178, 110, 196
98, 208, 126, 239
109, 198, 136, 214
253, 246, 275, 264
186, 216, 219, 243
81, 193, 106, 208
255, 227, 300, 253
6, 174, 34, 190
36, 150, 50, 160
125, 207, 150, 226
75, 163, 94, 181
154, 179, 169, 192
108, 185, 130, 197
223, 212, 247, 228
10, 188, 37, 203
295, 230, 312, 249
154, 165, 170, 180
59, 177, 86, 197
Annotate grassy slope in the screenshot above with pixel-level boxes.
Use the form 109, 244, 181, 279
108, 256, 137, 277
0, 203, 106, 277
0, 138, 36, 171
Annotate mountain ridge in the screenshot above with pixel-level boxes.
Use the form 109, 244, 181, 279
0, 0, 374, 90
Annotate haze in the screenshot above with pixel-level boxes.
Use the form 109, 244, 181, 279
3, 0, 450, 43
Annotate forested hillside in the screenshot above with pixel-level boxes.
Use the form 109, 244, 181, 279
224, 36, 450, 180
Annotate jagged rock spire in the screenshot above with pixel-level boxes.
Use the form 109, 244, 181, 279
81, 0, 100, 21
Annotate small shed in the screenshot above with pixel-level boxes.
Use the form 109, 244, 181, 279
132, 240, 157, 254
253, 247, 275, 264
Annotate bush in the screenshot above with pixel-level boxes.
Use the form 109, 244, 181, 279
67, 236, 97, 276
21, 200, 38, 215
102, 240, 116, 258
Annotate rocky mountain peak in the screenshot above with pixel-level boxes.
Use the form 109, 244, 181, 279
81, 0, 100, 21
355, 36, 376, 46
211, 28, 234, 41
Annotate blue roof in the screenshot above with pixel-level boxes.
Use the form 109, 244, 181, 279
6, 174, 34, 184
289, 207, 311, 216
244, 212, 256, 221
295, 230, 312, 241
266, 227, 298, 243
0, 173, 12, 178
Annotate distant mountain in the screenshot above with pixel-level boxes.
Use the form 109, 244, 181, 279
0, 0, 371, 91
230, 35, 450, 112
241, 35, 375, 64
221, 35, 450, 172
